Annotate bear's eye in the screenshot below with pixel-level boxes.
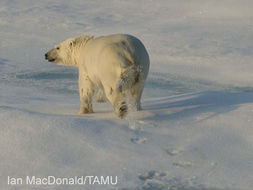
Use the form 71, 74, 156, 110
56, 47, 60, 50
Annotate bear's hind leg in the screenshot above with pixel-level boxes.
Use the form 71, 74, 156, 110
129, 82, 144, 111
114, 99, 128, 118
96, 89, 107, 103
104, 86, 128, 118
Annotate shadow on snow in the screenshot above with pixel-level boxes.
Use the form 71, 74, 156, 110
142, 91, 253, 122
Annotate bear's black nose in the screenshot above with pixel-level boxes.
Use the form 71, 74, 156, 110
45, 53, 48, 60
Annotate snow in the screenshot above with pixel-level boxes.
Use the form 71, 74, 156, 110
1, 0, 253, 189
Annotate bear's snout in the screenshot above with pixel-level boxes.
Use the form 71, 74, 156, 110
45, 53, 49, 59
45, 49, 57, 62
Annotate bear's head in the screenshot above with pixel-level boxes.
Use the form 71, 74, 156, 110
45, 35, 93, 67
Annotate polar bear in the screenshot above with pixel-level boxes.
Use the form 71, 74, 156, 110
45, 34, 150, 118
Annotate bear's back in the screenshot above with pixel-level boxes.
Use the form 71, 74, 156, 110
83, 34, 149, 67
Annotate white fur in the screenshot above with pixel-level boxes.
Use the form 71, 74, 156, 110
45, 34, 150, 118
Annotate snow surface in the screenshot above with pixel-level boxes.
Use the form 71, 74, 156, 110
1, 0, 253, 189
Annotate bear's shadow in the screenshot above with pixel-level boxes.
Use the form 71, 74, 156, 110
142, 90, 253, 122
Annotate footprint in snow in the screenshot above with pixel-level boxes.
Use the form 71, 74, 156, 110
172, 161, 193, 168
138, 170, 167, 181
138, 171, 168, 190
131, 137, 147, 144
116, 170, 203, 190
165, 147, 184, 156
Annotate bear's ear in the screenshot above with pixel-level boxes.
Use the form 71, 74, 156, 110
70, 39, 78, 49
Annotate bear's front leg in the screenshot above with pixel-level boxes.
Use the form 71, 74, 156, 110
78, 74, 94, 114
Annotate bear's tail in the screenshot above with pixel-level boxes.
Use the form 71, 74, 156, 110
118, 65, 141, 93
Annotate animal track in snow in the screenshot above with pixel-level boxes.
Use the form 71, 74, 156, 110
172, 161, 193, 168
130, 137, 147, 144
138, 170, 167, 181
165, 147, 184, 156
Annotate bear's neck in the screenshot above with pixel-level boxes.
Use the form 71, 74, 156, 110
72, 36, 94, 67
